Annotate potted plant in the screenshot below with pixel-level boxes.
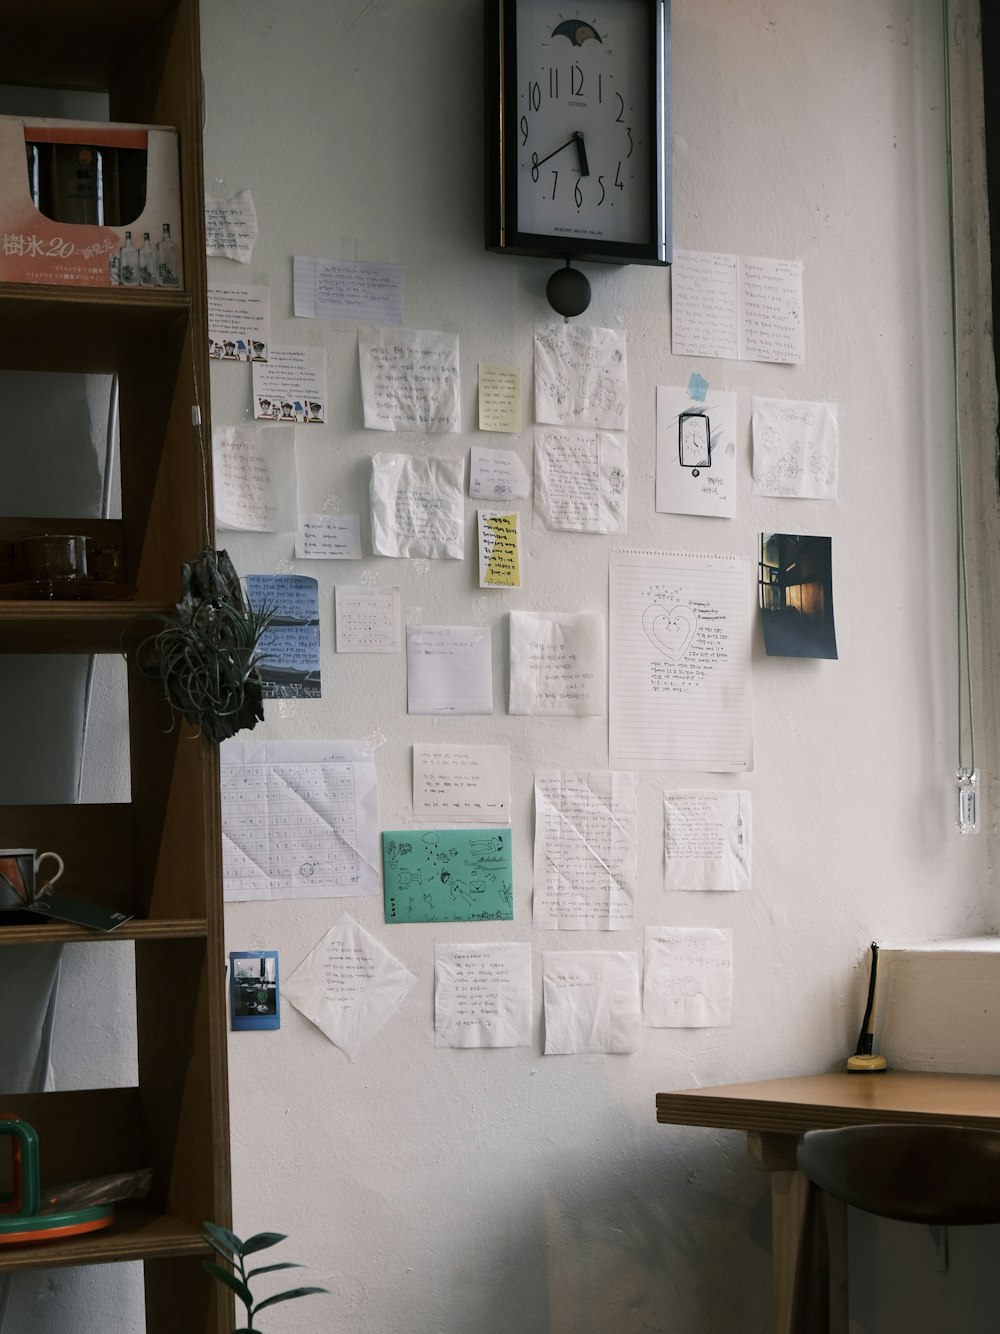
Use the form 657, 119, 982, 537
135, 549, 272, 743
202, 1221, 328, 1333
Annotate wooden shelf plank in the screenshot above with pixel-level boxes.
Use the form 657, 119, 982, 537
0, 1209, 208, 1274
0, 600, 174, 652
0, 0, 179, 97
0, 286, 190, 372
0, 917, 208, 946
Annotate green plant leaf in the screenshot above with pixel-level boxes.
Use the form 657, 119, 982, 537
246, 1261, 302, 1279
202, 1221, 243, 1257
240, 1230, 288, 1255
252, 1285, 329, 1315
203, 1235, 240, 1265
201, 1260, 253, 1308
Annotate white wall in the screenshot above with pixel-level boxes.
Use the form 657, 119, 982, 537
6, 2, 996, 1332
198, 3, 999, 1332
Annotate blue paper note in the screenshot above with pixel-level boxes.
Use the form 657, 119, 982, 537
383, 829, 513, 923
687, 372, 709, 402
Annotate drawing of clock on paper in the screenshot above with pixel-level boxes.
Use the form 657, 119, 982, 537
486, 0, 670, 266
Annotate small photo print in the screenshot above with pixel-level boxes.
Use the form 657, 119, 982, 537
230, 950, 280, 1030
758, 533, 838, 660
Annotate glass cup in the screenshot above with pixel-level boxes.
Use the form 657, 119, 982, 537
13, 534, 121, 584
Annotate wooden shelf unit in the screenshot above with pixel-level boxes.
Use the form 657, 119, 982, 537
0, 2, 233, 1332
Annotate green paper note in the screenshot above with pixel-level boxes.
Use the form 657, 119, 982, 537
383, 829, 513, 923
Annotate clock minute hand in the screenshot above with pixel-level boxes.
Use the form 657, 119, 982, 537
533, 132, 587, 172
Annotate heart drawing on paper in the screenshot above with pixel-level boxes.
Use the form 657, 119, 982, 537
641, 603, 698, 662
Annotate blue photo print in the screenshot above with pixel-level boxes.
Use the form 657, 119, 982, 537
230, 950, 280, 1031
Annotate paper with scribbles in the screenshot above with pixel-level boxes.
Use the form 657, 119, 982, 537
382, 828, 513, 923
478, 364, 521, 433
671, 250, 804, 364
643, 926, 733, 1027
406, 625, 493, 715
663, 790, 751, 892
359, 326, 460, 432
609, 551, 752, 771
213, 425, 297, 532
543, 950, 641, 1055
534, 426, 627, 534
413, 743, 510, 824
534, 323, 628, 428
370, 452, 464, 559
282, 914, 416, 1061
509, 609, 605, 716
220, 739, 379, 901
533, 770, 637, 930
435, 942, 531, 1048
478, 510, 521, 588
656, 384, 738, 518
752, 396, 838, 499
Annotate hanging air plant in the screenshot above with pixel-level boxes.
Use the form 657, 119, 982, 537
135, 549, 272, 743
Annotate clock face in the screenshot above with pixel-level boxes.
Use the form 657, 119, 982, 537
514, 0, 653, 249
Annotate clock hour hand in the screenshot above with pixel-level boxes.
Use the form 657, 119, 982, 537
533, 131, 589, 174
573, 131, 589, 176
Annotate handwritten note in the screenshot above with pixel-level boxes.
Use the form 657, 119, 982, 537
741, 257, 804, 364
669, 251, 739, 359
534, 426, 628, 534
246, 574, 321, 699
542, 951, 641, 1055
435, 943, 531, 1048
655, 384, 738, 519
370, 452, 464, 559
534, 323, 628, 428
469, 445, 531, 501
213, 425, 297, 532
281, 915, 416, 1061
533, 770, 637, 930
335, 585, 401, 654
663, 791, 751, 892
609, 551, 753, 771
383, 828, 513, 923
295, 514, 362, 560
643, 926, 733, 1028
208, 283, 270, 361
221, 740, 379, 902
252, 345, 327, 423
508, 609, 605, 716
478, 363, 521, 432
478, 510, 521, 589
406, 625, 493, 715
293, 256, 403, 325
751, 396, 838, 499
359, 326, 460, 432
671, 250, 804, 364
205, 189, 258, 263
413, 744, 510, 824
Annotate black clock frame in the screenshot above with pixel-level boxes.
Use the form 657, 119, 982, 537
485, 0, 671, 267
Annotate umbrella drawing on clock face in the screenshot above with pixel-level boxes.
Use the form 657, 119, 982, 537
552, 18, 602, 45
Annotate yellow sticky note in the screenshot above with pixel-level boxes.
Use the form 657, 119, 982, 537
479, 511, 521, 588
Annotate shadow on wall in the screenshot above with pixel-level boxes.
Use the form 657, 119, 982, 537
453, 1130, 771, 1334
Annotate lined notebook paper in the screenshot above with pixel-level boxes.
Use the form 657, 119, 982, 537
609, 550, 753, 772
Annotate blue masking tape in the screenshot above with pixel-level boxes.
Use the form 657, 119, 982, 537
688, 372, 709, 402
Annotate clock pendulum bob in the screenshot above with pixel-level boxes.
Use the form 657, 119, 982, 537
546, 259, 591, 317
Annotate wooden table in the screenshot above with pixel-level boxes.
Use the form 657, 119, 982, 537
656, 1070, 1000, 1334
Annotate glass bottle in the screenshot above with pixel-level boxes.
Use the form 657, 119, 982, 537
138, 231, 156, 286
156, 221, 180, 288
118, 230, 138, 287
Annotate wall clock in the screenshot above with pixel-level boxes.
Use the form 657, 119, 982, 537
486, 0, 671, 273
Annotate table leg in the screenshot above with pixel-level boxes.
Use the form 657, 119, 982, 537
749, 1134, 849, 1334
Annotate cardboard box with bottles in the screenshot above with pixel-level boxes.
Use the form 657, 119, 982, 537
0, 116, 182, 289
